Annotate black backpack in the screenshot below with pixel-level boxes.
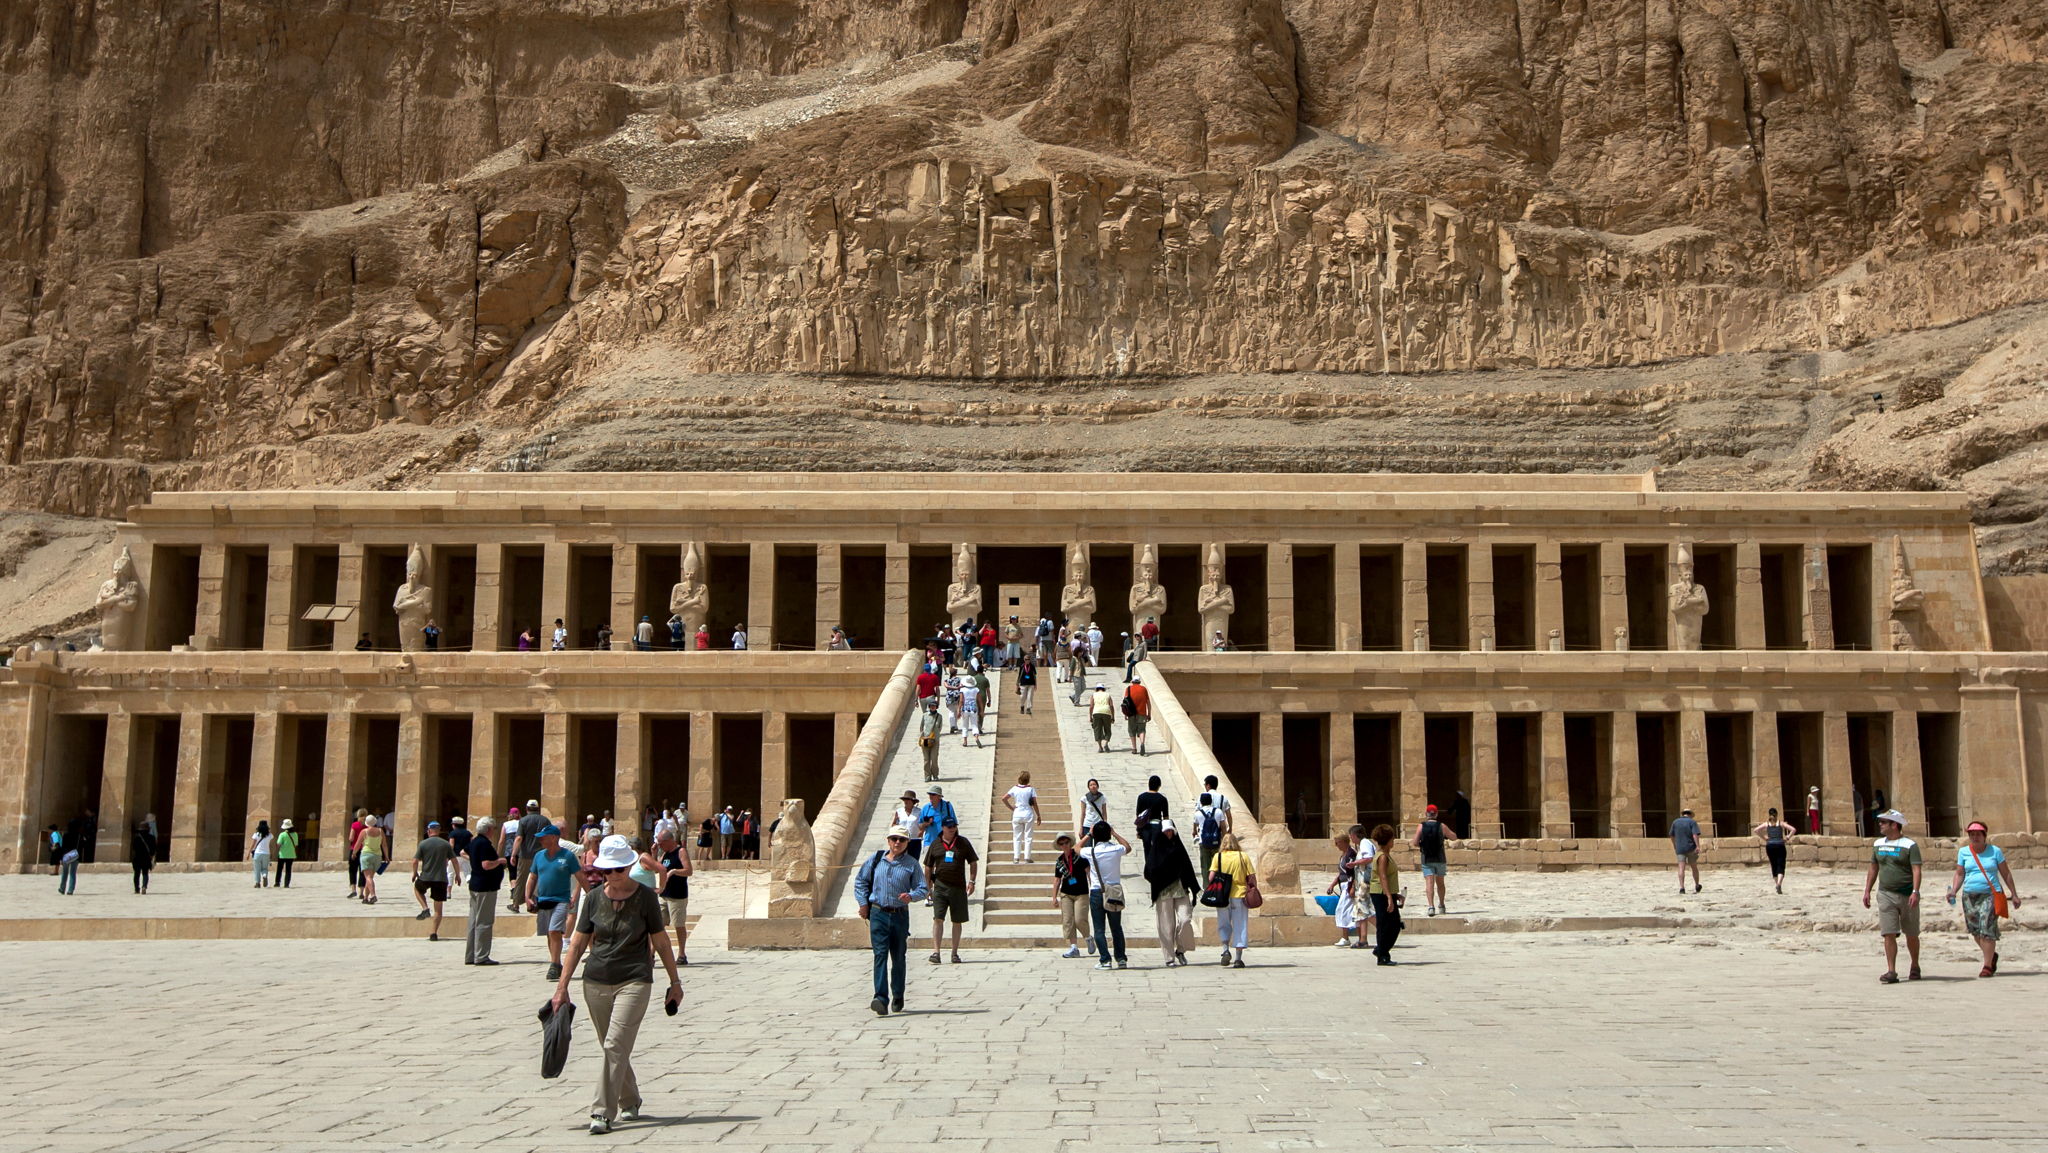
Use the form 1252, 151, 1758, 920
1120, 693, 1137, 717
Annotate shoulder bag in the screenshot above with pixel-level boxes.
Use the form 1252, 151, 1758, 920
1242, 863, 1264, 911
1967, 845, 2010, 918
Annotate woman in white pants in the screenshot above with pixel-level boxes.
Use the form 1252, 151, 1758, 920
1004, 773, 1040, 863
1207, 832, 1258, 968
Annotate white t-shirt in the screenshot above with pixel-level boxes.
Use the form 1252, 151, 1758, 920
1007, 785, 1038, 820
252, 832, 273, 856
732, 630, 747, 650
961, 685, 981, 713
551, 627, 567, 648
1085, 842, 1128, 889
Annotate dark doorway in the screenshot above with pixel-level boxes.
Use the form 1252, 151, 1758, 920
502, 716, 544, 811
1425, 547, 1467, 650
774, 546, 819, 650
1091, 545, 1133, 659
1281, 714, 1327, 836
502, 547, 545, 651
1210, 715, 1260, 813
148, 545, 201, 651
1918, 712, 1960, 836
714, 715, 764, 820
1359, 547, 1400, 650
646, 717, 691, 812
1692, 545, 1736, 650
976, 545, 1063, 644
1623, 545, 1668, 650
1292, 547, 1335, 651
212, 716, 256, 862
1776, 713, 1824, 825
40, 715, 106, 861
427, 716, 472, 830
1560, 544, 1599, 650
1828, 544, 1873, 650
283, 715, 328, 858
133, 715, 181, 861
840, 548, 887, 650
364, 546, 407, 651
637, 546, 682, 644
1847, 713, 1891, 836
434, 547, 478, 651
909, 546, 952, 642
1706, 713, 1751, 836
1492, 547, 1534, 651
1637, 713, 1679, 831
1564, 714, 1609, 836
223, 547, 269, 650
1760, 545, 1804, 650
361, 716, 400, 820
788, 715, 838, 821
290, 545, 340, 651
570, 547, 613, 649
1496, 714, 1539, 838
1353, 715, 1400, 831
571, 716, 618, 826
1158, 545, 1200, 652
1423, 714, 1470, 812
1223, 547, 1267, 650
706, 547, 751, 639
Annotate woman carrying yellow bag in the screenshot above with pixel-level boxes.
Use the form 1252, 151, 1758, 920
1946, 820, 2022, 978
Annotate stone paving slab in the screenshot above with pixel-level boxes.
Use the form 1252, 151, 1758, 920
1, 925, 2043, 1151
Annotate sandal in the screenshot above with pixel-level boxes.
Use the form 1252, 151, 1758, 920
928, 952, 941, 965
1879, 971, 1899, 984
951, 952, 963, 964
1979, 965, 1995, 978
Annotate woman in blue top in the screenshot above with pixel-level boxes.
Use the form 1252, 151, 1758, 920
1945, 820, 2023, 977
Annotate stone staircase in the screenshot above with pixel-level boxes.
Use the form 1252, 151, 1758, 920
980, 689, 1075, 931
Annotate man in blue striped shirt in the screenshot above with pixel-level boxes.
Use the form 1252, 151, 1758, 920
855, 827, 929, 1016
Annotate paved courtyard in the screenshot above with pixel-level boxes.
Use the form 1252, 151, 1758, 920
4, 915, 2042, 1152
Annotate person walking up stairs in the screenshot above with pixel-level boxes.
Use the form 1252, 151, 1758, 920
980, 702, 1077, 939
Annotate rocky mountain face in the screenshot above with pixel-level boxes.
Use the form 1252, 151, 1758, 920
1, 0, 2046, 560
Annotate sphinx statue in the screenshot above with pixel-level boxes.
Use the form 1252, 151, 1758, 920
392, 544, 435, 652
1058, 543, 1096, 632
1669, 543, 1709, 651
767, 798, 818, 917
95, 546, 143, 652
943, 543, 982, 625
1196, 543, 1235, 649
669, 542, 710, 638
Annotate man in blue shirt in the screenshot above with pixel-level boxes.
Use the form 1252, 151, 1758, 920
523, 825, 582, 980
718, 807, 738, 859
854, 826, 928, 1016
918, 786, 956, 851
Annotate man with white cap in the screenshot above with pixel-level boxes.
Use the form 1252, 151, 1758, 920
854, 825, 928, 1016
1862, 809, 1923, 983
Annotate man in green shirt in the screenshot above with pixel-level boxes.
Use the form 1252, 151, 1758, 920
1861, 809, 1922, 984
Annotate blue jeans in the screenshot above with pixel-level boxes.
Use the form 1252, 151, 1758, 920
58, 860, 78, 894
1089, 889, 1126, 963
869, 906, 909, 1002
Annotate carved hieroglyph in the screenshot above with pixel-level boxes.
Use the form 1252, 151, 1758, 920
1669, 542, 1709, 651
392, 543, 434, 652
670, 542, 710, 637
767, 797, 817, 918
1059, 543, 1096, 631
1197, 543, 1234, 648
1888, 535, 1925, 650
1128, 543, 1166, 639
1806, 544, 1835, 650
943, 542, 982, 624
95, 546, 143, 651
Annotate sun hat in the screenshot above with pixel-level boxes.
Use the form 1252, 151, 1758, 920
1966, 821, 1989, 833
280, 819, 293, 830
900, 790, 918, 800
885, 827, 911, 841
594, 835, 636, 869
927, 785, 944, 796
1876, 809, 1906, 829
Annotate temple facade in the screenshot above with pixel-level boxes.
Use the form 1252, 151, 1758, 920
5, 472, 2044, 873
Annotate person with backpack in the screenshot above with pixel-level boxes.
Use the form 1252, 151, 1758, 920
855, 825, 928, 1015
1050, 832, 1092, 958
249, 820, 273, 888
131, 819, 157, 894
1194, 792, 1230, 877
1082, 822, 1132, 970
1133, 775, 1168, 856
917, 787, 957, 854
1411, 804, 1458, 915
1124, 677, 1151, 754
1145, 820, 1201, 966
1205, 832, 1258, 968
273, 818, 301, 888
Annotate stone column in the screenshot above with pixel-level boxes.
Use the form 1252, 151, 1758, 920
468, 712, 501, 825
1467, 542, 1495, 651
94, 713, 135, 863
262, 545, 294, 651
1399, 708, 1428, 826
1401, 541, 1429, 649
1266, 545, 1294, 652
611, 543, 639, 650
1886, 710, 1924, 826
246, 711, 283, 827
0, 680, 52, 868
1821, 710, 1855, 835
1802, 542, 1833, 650
1678, 709, 1714, 835
1257, 712, 1284, 822
616, 712, 647, 824
1539, 711, 1571, 837
191, 543, 227, 651
473, 544, 504, 652
817, 544, 842, 650
761, 710, 788, 845
541, 712, 570, 821
884, 543, 910, 651
1958, 677, 2027, 831
170, 711, 208, 862
1734, 541, 1765, 650
1334, 546, 1362, 651
1599, 542, 1629, 650
1610, 711, 1644, 837
319, 713, 364, 862
1534, 542, 1564, 653
1749, 710, 1782, 827
749, 541, 775, 651
1328, 710, 1357, 832
688, 710, 716, 821
393, 710, 426, 845
834, 713, 860, 782
1470, 709, 1502, 838
332, 544, 365, 654
540, 544, 571, 650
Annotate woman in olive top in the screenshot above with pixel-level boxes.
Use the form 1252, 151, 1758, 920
552, 835, 683, 1134
1368, 824, 1404, 965
1206, 832, 1257, 968
352, 817, 385, 904
273, 818, 301, 888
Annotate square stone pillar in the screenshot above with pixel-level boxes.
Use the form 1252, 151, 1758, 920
468, 711, 502, 825
761, 711, 788, 842
1334, 546, 1362, 652
1734, 542, 1765, 650
749, 541, 775, 651
1399, 708, 1428, 826
540, 544, 571, 649
95, 713, 135, 862
262, 545, 294, 651
616, 712, 648, 823
1534, 542, 1564, 652
1821, 710, 1855, 835
1609, 711, 1644, 837
1678, 709, 1714, 835
320, 713, 365, 861
1328, 711, 1357, 832
1470, 709, 1502, 837
1958, 679, 2028, 831
1539, 711, 1571, 837
0, 681, 51, 868
170, 711, 208, 862
610, 543, 639, 650
332, 544, 365, 654
1257, 712, 1284, 822
688, 710, 716, 821
884, 543, 910, 651
393, 711, 426, 845
817, 545, 842, 650
1467, 542, 1494, 651
473, 544, 504, 652
1598, 542, 1629, 650
191, 543, 227, 651
834, 713, 861, 782
1749, 710, 1782, 827
1266, 545, 1294, 653
1889, 711, 1925, 829
1802, 543, 1833, 650
541, 712, 570, 821
1400, 541, 1428, 649
245, 711, 283, 827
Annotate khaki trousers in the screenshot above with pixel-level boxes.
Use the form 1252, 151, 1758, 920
584, 978, 652, 1121
1154, 891, 1195, 962
465, 891, 497, 962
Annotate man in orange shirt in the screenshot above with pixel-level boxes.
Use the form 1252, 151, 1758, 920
1124, 678, 1152, 756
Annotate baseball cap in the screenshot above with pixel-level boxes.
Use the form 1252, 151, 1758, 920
1426, 804, 1438, 814
885, 827, 911, 841
527, 798, 541, 809
538, 824, 562, 838
427, 821, 441, 829
942, 816, 959, 827
508, 806, 521, 816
